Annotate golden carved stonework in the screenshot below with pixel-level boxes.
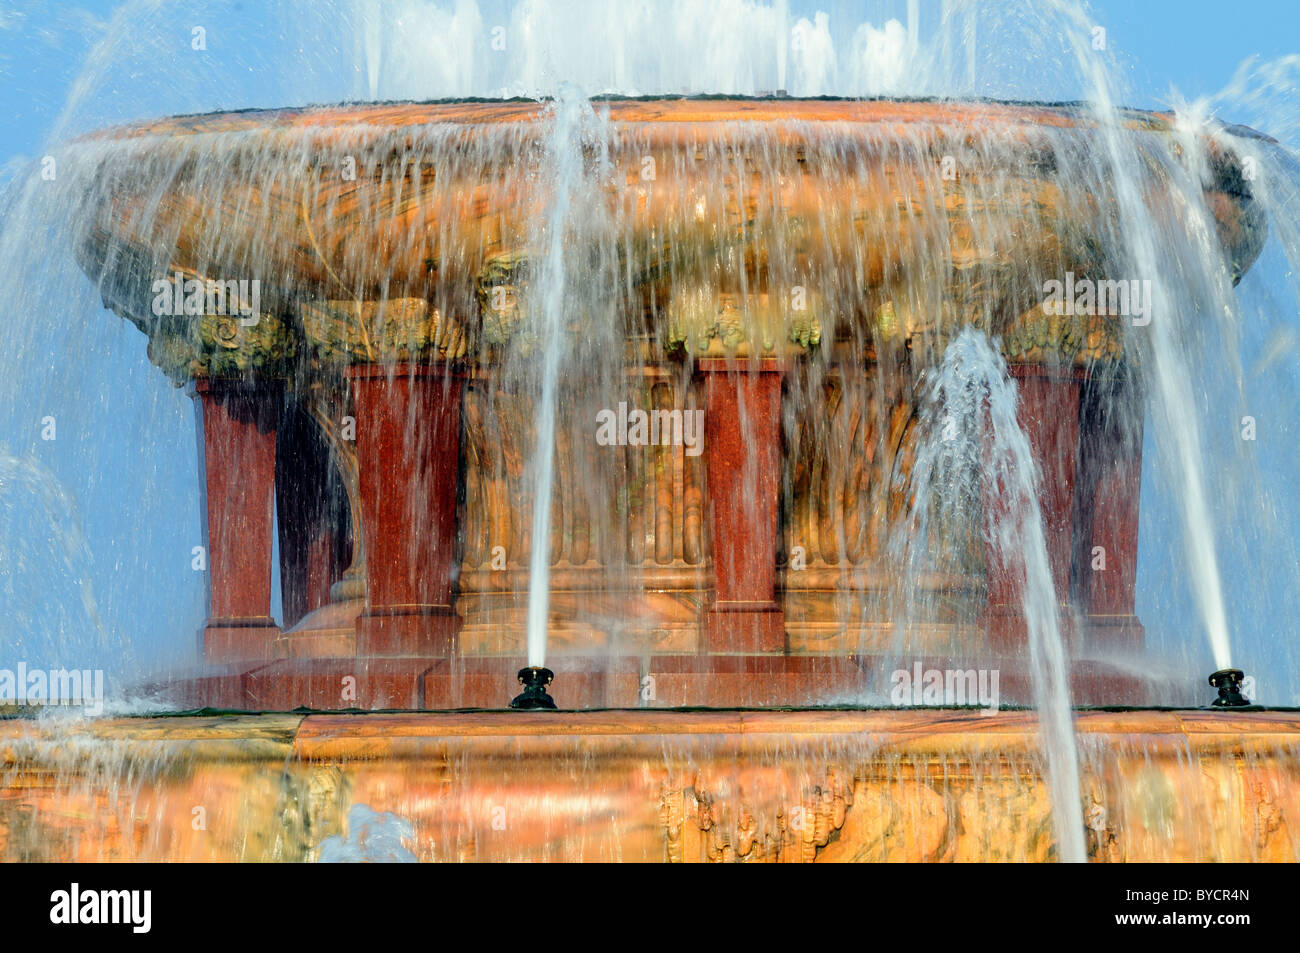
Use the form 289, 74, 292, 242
77, 99, 1264, 381
3, 710, 1297, 862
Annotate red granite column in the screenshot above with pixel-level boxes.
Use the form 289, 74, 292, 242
985, 364, 1083, 651
348, 363, 463, 657
698, 358, 785, 653
1073, 374, 1145, 650
194, 379, 281, 663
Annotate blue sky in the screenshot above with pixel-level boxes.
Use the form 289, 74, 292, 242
3, 0, 1299, 157
1, 0, 1298, 701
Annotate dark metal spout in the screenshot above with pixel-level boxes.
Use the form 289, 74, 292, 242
510, 666, 557, 710
1208, 668, 1251, 708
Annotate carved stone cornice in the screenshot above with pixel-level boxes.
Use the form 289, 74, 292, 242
299, 298, 470, 365
75, 98, 1266, 384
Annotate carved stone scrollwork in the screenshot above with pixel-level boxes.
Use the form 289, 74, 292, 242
475, 252, 531, 347
299, 297, 470, 364
100, 263, 297, 384
1085, 791, 1123, 863
666, 765, 856, 863
665, 287, 823, 358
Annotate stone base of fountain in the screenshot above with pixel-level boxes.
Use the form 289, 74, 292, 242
148, 650, 1167, 709
3, 709, 1296, 862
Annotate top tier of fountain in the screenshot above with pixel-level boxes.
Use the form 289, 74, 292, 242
76, 98, 1266, 379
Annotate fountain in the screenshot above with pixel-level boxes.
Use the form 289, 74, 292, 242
56, 98, 1269, 711
2, 87, 1299, 861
